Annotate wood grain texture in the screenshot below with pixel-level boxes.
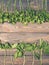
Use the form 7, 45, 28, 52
0, 22, 49, 65
0, 22, 49, 42
0, 49, 49, 65
0, 22, 49, 33
0, 32, 49, 43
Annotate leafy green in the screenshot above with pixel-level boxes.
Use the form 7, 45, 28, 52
44, 44, 49, 54
12, 44, 18, 49
25, 43, 33, 51
14, 51, 23, 58
0, 10, 49, 24
5, 42, 12, 49
0, 39, 49, 60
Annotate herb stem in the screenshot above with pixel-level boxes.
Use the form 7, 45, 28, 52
23, 55, 25, 65
32, 51, 34, 65
4, 49, 6, 65
19, 0, 23, 11
40, 49, 43, 65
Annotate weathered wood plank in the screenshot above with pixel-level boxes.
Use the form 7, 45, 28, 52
0, 22, 49, 33
0, 32, 49, 43
0, 23, 49, 32
0, 55, 49, 65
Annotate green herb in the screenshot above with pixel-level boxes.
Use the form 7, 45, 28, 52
0, 39, 49, 65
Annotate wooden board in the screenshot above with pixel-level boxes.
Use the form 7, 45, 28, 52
0, 32, 49, 43
0, 22, 49, 43
0, 22, 49, 33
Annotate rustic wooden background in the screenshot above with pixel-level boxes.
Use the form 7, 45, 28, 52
0, 0, 49, 64
0, 22, 49, 43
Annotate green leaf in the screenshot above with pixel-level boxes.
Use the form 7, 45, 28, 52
5, 42, 12, 49
44, 45, 49, 55
16, 43, 23, 51
12, 44, 18, 49
1, 44, 5, 49
19, 42, 25, 49
18, 51, 23, 57
25, 43, 33, 51
14, 51, 18, 58
14, 51, 23, 58
3, 17, 8, 22
0, 18, 3, 23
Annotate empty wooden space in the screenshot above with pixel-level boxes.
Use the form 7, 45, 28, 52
0, 22, 49, 33
0, 32, 49, 43
0, 22, 49, 43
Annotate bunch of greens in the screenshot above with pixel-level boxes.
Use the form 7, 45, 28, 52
0, 42, 12, 49
14, 39, 49, 65
0, 39, 49, 65
0, 9, 49, 24
37, 39, 48, 65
